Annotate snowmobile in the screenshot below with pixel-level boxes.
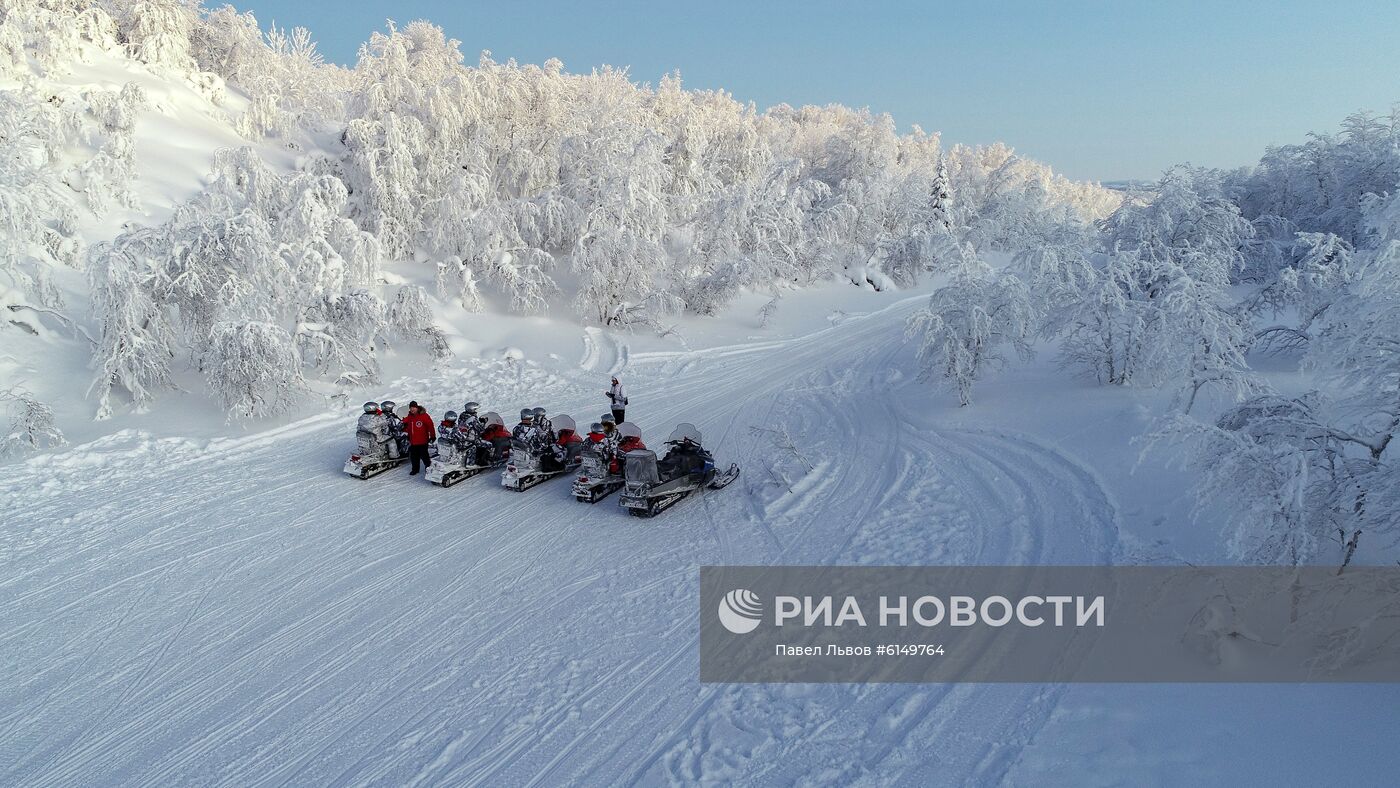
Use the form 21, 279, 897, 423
425, 411, 510, 487
501, 414, 582, 491
344, 400, 418, 479
572, 438, 625, 503
619, 423, 740, 517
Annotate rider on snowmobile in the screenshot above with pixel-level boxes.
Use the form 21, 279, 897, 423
436, 411, 465, 464
585, 422, 607, 446
456, 401, 484, 447
460, 401, 482, 427
532, 407, 553, 442
380, 400, 406, 456
553, 420, 583, 466
599, 413, 619, 454
511, 409, 535, 441
609, 422, 646, 475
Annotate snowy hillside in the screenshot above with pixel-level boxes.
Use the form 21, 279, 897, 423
6, 1, 1400, 785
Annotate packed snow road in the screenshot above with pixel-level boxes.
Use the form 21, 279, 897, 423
1, 297, 1120, 786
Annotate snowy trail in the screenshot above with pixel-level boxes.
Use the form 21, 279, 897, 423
1, 296, 1120, 786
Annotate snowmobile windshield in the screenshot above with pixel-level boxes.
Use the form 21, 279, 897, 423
667, 423, 702, 446
553, 415, 577, 434
617, 421, 642, 440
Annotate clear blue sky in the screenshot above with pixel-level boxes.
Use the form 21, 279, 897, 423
228, 0, 1400, 182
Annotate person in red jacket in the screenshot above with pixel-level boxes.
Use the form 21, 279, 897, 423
401, 400, 436, 475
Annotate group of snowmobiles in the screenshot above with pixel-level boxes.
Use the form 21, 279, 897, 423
344, 400, 739, 517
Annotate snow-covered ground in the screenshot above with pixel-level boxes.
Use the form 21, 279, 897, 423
5, 283, 1399, 785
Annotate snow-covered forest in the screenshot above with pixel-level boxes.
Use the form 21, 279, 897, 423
1, 0, 1116, 418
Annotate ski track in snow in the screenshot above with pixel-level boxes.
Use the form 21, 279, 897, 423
0, 295, 1121, 786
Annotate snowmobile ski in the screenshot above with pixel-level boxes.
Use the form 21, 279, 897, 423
709, 463, 741, 489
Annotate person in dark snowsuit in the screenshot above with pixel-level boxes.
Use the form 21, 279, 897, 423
401, 401, 435, 475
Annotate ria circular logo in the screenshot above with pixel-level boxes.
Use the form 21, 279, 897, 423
718, 588, 763, 634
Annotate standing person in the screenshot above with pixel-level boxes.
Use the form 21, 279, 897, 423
605, 377, 628, 423
402, 401, 436, 475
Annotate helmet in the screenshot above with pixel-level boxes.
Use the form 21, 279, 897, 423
599, 413, 616, 425
362, 401, 379, 414
532, 407, 547, 418
616, 421, 642, 440
443, 410, 458, 422
482, 411, 504, 427
462, 401, 480, 416
380, 400, 397, 413
520, 408, 534, 422
553, 415, 576, 434
589, 422, 604, 433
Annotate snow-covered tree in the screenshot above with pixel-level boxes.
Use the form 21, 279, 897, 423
1154, 188, 1400, 567
906, 266, 1036, 406
296, 290, 386, 385
388, 285, 451, 360
1247, 232, 1354, 355
1054, 168, 1256, 408
0, 387, 65, 457
88, 236, 176, 419
1147, 394, 1386, 566
203, 320, 305, 418
1226, 109, 1400, 247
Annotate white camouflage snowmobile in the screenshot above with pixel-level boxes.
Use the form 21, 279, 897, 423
619, 423, 740, 517
572, 423, 625, 503
344, 400, 417, 479
501, 414, 582, 491
425, 409, 510, 487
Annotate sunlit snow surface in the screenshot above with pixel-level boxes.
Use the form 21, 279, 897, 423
5, 289, 1399, 786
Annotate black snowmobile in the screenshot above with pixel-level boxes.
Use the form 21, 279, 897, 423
619, 423, 740, 517
426, 411, 511, 487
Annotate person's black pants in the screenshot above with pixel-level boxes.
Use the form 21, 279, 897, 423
409, 443, 432, 473
612, 407, 626, 423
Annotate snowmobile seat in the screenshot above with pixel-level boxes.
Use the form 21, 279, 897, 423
659, 442, 710, 480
